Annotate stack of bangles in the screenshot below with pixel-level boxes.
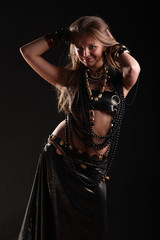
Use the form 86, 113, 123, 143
44, 28, 130, 66
109, 44, 130, 67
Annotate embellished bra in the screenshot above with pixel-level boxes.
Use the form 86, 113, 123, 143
88, 89, 120, 112
74, 64, 122, 113
76, 89, 121, 112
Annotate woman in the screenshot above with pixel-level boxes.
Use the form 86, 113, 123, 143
18, 16, 140, 240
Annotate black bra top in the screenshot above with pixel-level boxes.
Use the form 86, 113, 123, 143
76, 89, 121, 112
73, 64, 123, 113
88, 90, 120, 112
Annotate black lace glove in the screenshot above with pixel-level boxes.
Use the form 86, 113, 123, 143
44, 28, 71, 48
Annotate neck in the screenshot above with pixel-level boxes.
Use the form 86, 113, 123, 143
88, 60, 104, 73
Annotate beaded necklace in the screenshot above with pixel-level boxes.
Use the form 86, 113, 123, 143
85, 64, 109, 101
64, 63, 126, 187
88, 65, 104, 81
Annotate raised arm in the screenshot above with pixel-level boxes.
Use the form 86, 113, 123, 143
118, 51, 140, 97
106, 30, 141, 97
20, 34, 70, 88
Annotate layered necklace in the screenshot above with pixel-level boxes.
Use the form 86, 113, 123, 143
84, 64, 111, 127
65, 62, 126, 187
85, 64, 109, 101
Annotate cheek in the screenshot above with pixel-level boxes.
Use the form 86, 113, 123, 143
92, 49, 103, 59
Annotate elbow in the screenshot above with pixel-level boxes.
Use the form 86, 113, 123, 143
123, 61, 141, 91
19, 46, 24, 56
128, 61, 141, 85
19, 43, 35, 59
130, 61, 141, 77
19, 45, 29, 58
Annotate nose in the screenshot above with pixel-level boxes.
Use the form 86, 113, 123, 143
83, 47, 90, 57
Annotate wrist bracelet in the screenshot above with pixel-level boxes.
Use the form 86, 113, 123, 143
44, 28, 71, 49
110, 44, 130, 62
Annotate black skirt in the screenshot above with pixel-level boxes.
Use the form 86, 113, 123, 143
18, 136, 109, 240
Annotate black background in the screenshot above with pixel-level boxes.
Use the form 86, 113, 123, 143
0, 1, 157, 240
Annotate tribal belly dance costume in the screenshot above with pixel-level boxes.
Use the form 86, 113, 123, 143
18, 63, 126, 240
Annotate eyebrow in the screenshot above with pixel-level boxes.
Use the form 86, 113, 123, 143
76, 43, 97, 47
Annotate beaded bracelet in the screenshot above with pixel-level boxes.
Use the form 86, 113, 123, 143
110, 44, 130, 62
44, 28, 71, 48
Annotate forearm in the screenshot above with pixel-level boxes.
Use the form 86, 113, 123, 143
19, 33, 70, 87
20, 37, 49, 58
20, 28, 71, 61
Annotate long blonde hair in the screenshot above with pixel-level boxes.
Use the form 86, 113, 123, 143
57, 16, 117, 114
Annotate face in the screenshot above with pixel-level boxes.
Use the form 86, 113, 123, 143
75, 34, 106, 71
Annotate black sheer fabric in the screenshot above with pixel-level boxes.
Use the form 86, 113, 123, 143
18, 139, 109, 240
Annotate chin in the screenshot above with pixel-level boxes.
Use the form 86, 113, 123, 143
81, 58, 99, 70
85, 61, 96, 68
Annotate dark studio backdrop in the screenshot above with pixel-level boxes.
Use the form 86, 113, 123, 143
0, 2, 157, 240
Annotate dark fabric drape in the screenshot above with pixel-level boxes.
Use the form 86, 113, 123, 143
18, 140, 109, 240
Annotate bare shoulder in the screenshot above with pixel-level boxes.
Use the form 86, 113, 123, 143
52, 120, 66, 139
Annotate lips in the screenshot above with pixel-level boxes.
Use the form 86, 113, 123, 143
85, 57, 94, 62
80, 57, 95, 66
